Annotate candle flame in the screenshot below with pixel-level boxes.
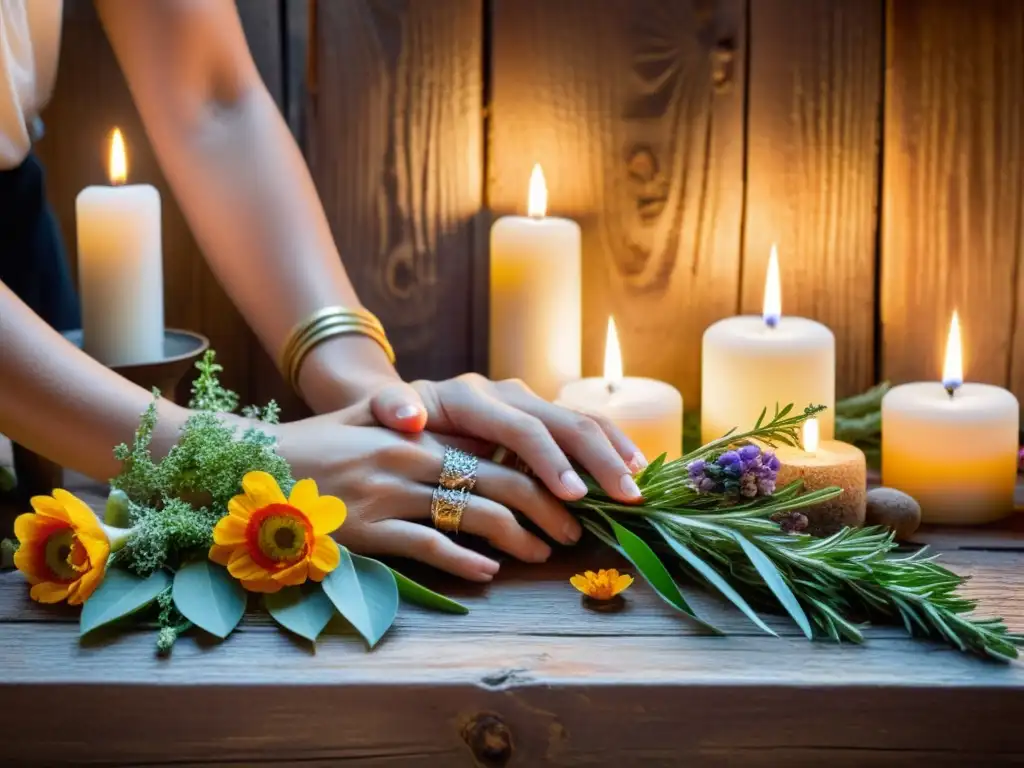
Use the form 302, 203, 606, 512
802, 417, 820, 455
109, 128, 127, 185
527, 163, 547, 218
763, 243, 782, 328
942, 310, 963, 393
603, 316, 623, 386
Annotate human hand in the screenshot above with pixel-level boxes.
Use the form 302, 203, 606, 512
270, 413, 582, 581
364, 375, 646, 504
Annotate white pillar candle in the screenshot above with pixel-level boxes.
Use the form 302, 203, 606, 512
557, 318, 683, 462
77, 128, 164, 367
490, 164, 581, 401
701, 245, 835, 444
882, 311, 1019, 524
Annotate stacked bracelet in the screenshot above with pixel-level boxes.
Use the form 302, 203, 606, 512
279, 306, 396, 393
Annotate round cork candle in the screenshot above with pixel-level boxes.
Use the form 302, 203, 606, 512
774, 419, 867, 536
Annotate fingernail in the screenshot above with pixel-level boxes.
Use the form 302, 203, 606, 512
563, 520, 583, 544
559, 470, 588, 498
395, 404, 422, 420
477, 557, 501, 575
620, 473, 642, 499
530, 542, 553, 563
628, 451, 648, 472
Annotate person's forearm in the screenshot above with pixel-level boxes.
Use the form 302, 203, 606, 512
0, 283, 189, 481
96, 0, 400, 412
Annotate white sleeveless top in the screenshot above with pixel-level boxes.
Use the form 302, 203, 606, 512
0, 0, 62, 169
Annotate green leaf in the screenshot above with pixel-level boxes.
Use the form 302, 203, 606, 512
391, 569, 469, 615
80, 568, 170, 636
597, 511, 721, 634
651, 520, 776, 637
172, 560, 246, 639
321, 549, 400, 648
265, 584, 337, 642
732, 533, 813, 639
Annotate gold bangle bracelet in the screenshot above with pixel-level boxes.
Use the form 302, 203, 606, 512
280, 306, 396, 393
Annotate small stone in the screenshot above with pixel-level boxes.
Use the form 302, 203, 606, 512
865, 487, 922, 540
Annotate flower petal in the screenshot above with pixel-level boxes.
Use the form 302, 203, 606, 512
227, 551, 272, 582
52, 489, 103, 535
29, 495, 71, 522
272, 559, 309, 586
241, 578, 282, 593
306, 496, 347, 536
78, 531, 110, 566
212, 514, 247, 545
14, 513, 65, 546
208, 544, 235, 566
612, 574, 634, 595
228, 494, 257, 520
73, 565, 108, 604
288, 478, 319, 510
30, 581, 70, 604
13, 542, 46, 584
241, 471, 285, 508
308, 536, 340, 580
569, 574, 593, 596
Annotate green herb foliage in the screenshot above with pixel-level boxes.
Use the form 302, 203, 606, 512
573, 403, 1024, 661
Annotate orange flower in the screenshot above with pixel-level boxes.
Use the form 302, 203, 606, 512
14, 490, 111, 605
570, 568, 634, 601
209, 471, 345, 593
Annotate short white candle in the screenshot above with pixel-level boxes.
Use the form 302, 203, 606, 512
557, 318, 683, 462
882, 311, 1019, 524
701, 245, 835, 444
490, 164, 581, 401
77, 128, 164, 366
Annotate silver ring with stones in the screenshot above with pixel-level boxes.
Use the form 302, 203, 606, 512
439, 446, 479, 493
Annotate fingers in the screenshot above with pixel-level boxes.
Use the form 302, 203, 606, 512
474, 459, 582, 545
370, 382, 428, 433
390, 482, 552, 564
366, 520, 500, 582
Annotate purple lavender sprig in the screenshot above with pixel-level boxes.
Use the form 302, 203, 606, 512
687, 444, 780, 498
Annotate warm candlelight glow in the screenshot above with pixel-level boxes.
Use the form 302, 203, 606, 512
942, 310, 963, 393
108, 128, 127, 185
803, 417, 820, 455
762, 243, 781, 328
527, 163, 547, 218
603, 316, 623, 386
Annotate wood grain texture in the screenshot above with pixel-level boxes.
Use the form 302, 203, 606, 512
882, 0, 1024, 388
743, 0, 882, 397
488, 0, 746, 407
306, 0, 483, 381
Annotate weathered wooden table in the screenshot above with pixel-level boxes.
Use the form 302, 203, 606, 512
3, 453, 1024, 766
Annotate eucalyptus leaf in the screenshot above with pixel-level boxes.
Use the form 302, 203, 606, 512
172, 560, 247, 639
321, 549, 400, 648
391, 569, 468, 615
651, 520, 776, 637
80, 568, 170, 636
265, 584, 336, 642
597, 511, 721, 634
731, 533, 812, 639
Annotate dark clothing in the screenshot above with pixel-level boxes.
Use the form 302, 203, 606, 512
0, 152, 80, 330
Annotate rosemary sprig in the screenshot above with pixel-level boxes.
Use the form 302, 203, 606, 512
571, 403, 1024, 661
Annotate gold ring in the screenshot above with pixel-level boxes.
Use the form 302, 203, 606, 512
431, 486, 469, 533
440, 446, 479, 492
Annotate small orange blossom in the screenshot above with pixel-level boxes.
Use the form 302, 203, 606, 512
14, 490, 110, 605
209, 471, 345, 593
570, 568, 634, 601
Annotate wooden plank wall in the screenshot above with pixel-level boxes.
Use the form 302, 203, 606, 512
28, 0, 1024, 416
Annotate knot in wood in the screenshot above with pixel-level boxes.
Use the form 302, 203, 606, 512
462, 712, 513, 767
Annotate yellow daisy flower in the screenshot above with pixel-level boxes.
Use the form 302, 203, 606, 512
14, 490, 111, 605
209, 471, 346, 593
570, 568, 634, 601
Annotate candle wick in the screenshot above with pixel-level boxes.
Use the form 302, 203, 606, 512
944, 380, 962, 399
606, 381, 618, 395
764, 315, 779, 329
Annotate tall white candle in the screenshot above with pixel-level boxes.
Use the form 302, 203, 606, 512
882, 311, 1019, 524
77, 128, 164, 367
558, 318, 683, 462
490, 165, 581, 401
701, 245, 835, 444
